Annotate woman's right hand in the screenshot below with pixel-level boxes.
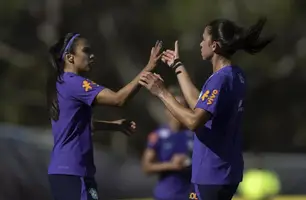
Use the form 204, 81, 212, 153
162, 40, 180, 67
146, 40, 163, 70
170, 153, 188, 170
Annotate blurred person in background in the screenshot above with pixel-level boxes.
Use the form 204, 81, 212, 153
140, 18, 274, 200
141, 86, 194, 200
46, 32, 162, 200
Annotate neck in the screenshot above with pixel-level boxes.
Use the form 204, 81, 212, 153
211, 54, 232, 73
64, 66, 79, 74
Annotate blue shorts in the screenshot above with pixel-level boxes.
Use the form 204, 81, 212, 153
48, 174, 99, 200
193, 184, 238, 200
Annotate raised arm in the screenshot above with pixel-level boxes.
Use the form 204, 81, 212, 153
162, 41, 200, 108
140, 72, 228, 131
95, 41, 163, 107
139, 73, 211, 131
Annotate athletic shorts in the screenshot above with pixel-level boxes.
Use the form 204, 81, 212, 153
193, 184, 238, 200
49, 174, 99, 200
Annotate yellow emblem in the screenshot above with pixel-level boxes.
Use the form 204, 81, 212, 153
201, 90, 210, 101
207, 89, 219, 105
82, 80, 92, 92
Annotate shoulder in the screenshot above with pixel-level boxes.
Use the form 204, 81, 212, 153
58, 73, 85, 91
204, 70, 230, 88
62, 73, 98, 91
62, 73, 86, 84
215, 69, 231, 82
220, 66, 245, 80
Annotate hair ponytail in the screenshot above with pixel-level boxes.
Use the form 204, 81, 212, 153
236, 17, 274, 54
46, 33, 80, 121
207, 17, 274, 56
47, 41, 64, 121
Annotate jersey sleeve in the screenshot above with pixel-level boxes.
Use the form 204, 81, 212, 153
67, 75, 105, 106
195, 73, 228, 116
146, 132, 160, 151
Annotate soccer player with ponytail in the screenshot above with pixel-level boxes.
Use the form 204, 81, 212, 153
140, 18, 274, 200
46, 33, 162, 200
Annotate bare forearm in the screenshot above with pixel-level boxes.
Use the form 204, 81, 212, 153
143, 162, 175, 174
92, 120, 119, 131
116, 64, 155, 106
175, 65, 200, 108
158, 89, 197, 130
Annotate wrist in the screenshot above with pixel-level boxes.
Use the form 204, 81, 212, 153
175, 65, 184, 74
157, 87, 169, 99
170, 58, 183, 74
145, 62, 156, 71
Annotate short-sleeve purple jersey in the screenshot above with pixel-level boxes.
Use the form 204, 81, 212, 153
147, 126, 194, 200
192, 66, 246, 185
48, 72, 105, 177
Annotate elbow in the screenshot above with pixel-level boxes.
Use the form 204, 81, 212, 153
113, 94, 127, 107
112, 97, 125, 107
118, 99, 126, 107
141, 163, 152, 175
186, 118, 199, 132
114, 99, 125, 107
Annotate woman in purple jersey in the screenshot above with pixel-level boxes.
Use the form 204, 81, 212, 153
139, 18, 274, 200
141, 87, 194, 200
46, 32, 162, 200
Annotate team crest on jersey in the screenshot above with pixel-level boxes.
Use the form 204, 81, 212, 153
89, 188, 98, 200
201, 90, 210, 101
82, 80, 93, 92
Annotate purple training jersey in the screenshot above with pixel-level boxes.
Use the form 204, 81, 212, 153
48, 72, 105, 177
192, 66, 246, 185
147, 126, 194, 200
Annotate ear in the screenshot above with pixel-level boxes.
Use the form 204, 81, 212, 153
67, 54, 74, 64
211, 41, 217, 51
211, 41, 221, 52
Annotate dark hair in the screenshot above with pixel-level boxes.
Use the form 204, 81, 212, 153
206, 17, 274, 56
46, 33, 80, 121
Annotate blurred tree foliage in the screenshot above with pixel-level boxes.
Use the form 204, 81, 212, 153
1, 0, 306, 153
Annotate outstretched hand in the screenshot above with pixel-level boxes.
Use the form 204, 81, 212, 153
147, 40, 163, 69
162, 40, 180, 67
114, 119, 136, 136
139, 72, 165, 96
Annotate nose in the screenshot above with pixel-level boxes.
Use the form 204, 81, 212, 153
90, 54, 95, 60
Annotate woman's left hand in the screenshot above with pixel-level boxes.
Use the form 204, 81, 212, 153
139, 72, 165, 97
114, 119, 136, 136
